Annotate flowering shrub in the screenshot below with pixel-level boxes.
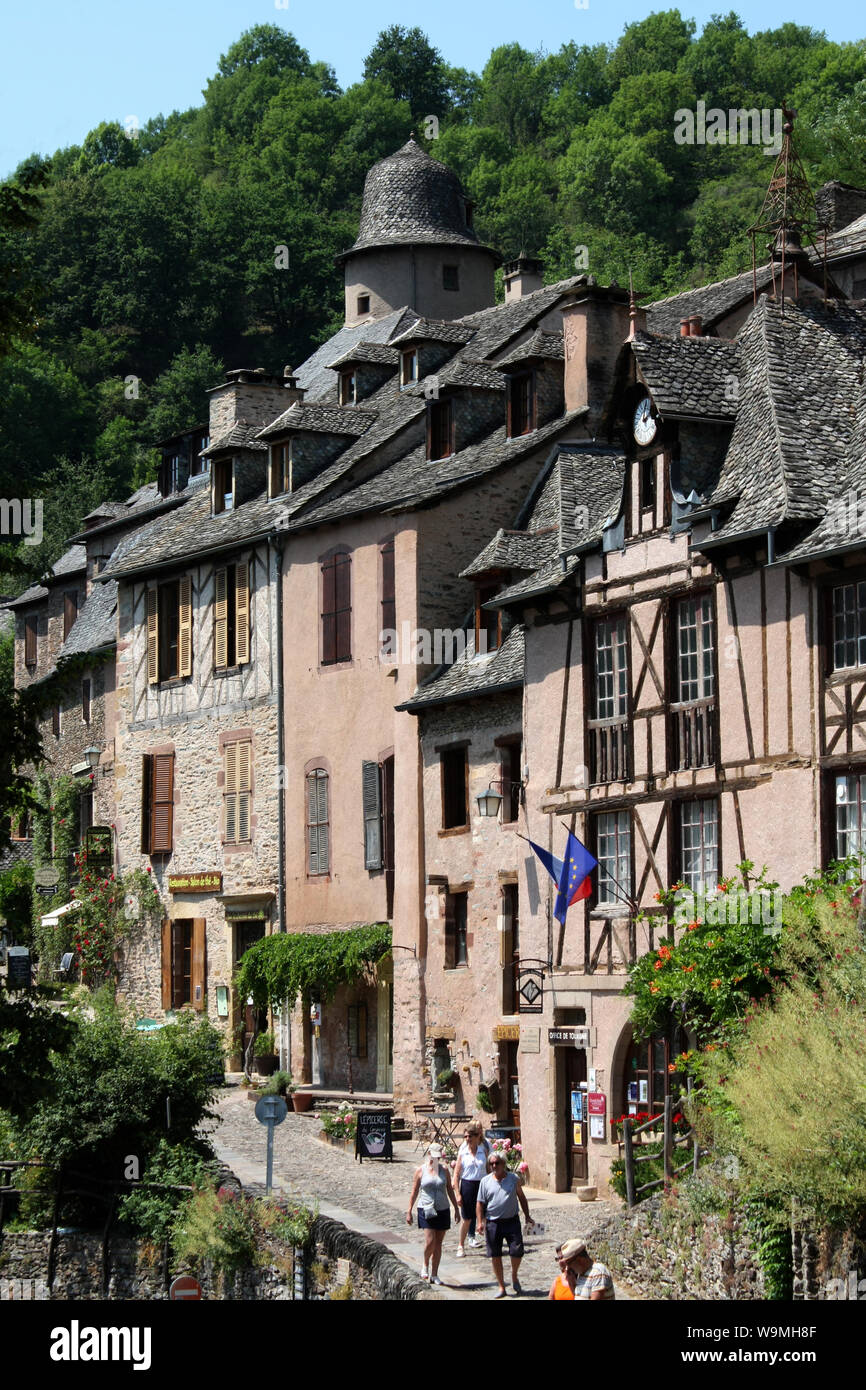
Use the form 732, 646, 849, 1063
489, 1137, 528, 1176
71, 855, 162, 989
317, 1102, 356, 1141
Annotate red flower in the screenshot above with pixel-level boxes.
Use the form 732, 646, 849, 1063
146, 866, 152, 874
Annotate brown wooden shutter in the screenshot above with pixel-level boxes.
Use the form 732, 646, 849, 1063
235, 561, 250, 666
151, 753, 174, 853
214, 567, 228, 669
444, 895, 456, 969
335, 554, 351, 661
172, 923, 185, 1008
141, 755, 153, 854
381, 540, 395, 639
161, 918, 173, 1009
24, 613, 37, 667
146, 589, 159, 684
178, 576, 192, 677
192, 918, 206, 1010
64, 591, 78, 640
362, 760, 383, 869
322, 557, 337, 665
237, 741, 251, 842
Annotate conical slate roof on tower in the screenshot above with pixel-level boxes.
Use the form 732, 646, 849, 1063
343, 136, 481, 254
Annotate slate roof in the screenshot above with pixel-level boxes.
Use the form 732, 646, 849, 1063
294, 307, 417, 402
258, 401, 377, 441
57, 580, 117, 658
202, 423, 268, 455
824, 210, 866, 263
6, 545, 87, 609
98, 487, 283, 581
404, 358, 507, 394
459, 528, 556, 578
780, 377, 866, 563
68, 483, 184, 545
341, 138, 486, 256
390, 318, 475, 348
330, 341, 400, 369
398, 624, 525, 711
646, 264, 776, 336
631, 332, 740, 420
495, 329, 564, 369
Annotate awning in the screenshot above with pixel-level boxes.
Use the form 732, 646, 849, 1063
40, 900, 82, 927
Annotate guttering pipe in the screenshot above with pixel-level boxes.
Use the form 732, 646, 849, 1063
272, 531, 290, 1075
767, 526, 776, 565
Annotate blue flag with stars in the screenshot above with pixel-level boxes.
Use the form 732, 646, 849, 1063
528, 832, 597, 926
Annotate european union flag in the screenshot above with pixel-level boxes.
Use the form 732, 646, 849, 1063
528, 832, 597, 926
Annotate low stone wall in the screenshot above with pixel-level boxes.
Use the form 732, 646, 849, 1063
307, 1216, 433, 1301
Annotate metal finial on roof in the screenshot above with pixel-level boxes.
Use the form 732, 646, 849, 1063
627, 269, 639, 340
747, 105, 828, 314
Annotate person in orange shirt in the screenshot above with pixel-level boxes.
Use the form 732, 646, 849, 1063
547, 1243, 576, 1301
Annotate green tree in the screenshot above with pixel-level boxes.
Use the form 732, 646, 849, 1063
363, 26, 450, 120
0, 157, 50, 358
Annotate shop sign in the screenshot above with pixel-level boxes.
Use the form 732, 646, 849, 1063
587, 1092, 606, 1116
224, 905, 269, 920
520, 1028, 541, 1053
355, 1110, 393, 1162
493, 1023, 520, 1041
168, 872, 222, 894
548, 1026, 590, 1047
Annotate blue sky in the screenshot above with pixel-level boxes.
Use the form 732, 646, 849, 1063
2, 0, 864, 177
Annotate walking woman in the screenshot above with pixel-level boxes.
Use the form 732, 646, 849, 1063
406, 1142, 461, 1284
453, 1121, 490, 1257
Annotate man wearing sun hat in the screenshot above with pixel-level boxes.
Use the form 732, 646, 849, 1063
559, 1238, 616, 1300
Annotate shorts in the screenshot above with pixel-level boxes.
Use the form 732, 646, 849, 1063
459, 1178, 481, 1224
484, 1215, 524, 1258
418, 1207, 451, 1231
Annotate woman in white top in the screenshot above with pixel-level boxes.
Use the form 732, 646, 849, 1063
406, 1142, 461, 1284
452, 1121, 490, 1258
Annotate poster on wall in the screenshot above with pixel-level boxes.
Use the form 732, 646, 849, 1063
590, 1115, 605, 1140
571, 1090, 583, 1122
573, 1123, 583, 1145
639, 1080, 648, 1104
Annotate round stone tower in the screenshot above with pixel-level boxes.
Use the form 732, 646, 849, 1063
338, 136, 499, 326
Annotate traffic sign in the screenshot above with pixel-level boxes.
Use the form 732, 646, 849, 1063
169, 1275, 202, 1301
255, 1095, 288, 1126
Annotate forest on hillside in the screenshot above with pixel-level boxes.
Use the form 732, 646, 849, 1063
1, 13, 865, 588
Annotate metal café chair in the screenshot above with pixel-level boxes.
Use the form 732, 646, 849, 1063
412, 1104, 435, 1153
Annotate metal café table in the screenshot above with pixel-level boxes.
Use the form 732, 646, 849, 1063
427, 1112, 472, 1156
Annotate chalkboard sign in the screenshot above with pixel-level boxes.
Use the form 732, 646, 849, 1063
7, 947, 31, 990
485, 1127, 512, 1141
355, 1110, 393, 1163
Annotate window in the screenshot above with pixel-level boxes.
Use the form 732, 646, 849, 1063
161, 917, 206, 1010
675, 594, 715, 703
594, 617, 628, 720
679, 799, 718, 894
442, 265, 460, 292
269, 441, 291, 496
24, 613, 38, 668
622, 1020, 686, 1119
190, 437, 210, 477
339, 371, 356, 406
507, 373, 535, 438
82, 678, 91, 725
595, 811, 631, 907
832, 582, 866, 671
501, 739, 522, 823
427, 399, 453, 461
224, 741, 252, 844
400, 350, 418, 387
380, 539, 395, 648
146, 579, 192, 683
475, 585, 501, 654
640, 456, 656, 513
79, 786, 93, 837
362, 759, 384, 869
52, 704, 61, 739
63, 591, 78, 641
11, 811, 31, 840
501, 882, 519, 1013
440, 747, 468, 830
321, 553, 351, 665
213, 458, 233, 514
306, 768, 330, 875
141, 752, 175, 854
834, 773, 866, 867
214, 562, 250, 669
356, 294, 370, 316
348, 1003, 368, 1058
444, 890, 468, 967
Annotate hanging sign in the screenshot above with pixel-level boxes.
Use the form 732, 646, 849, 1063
587, 1092, 606, 1116
355, 1110, 393, 1163
548, 1027, 590, 1047
168, 872, 222, 893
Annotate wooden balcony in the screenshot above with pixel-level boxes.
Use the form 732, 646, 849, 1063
671, 698, 716, 770
588, 718, 629, 784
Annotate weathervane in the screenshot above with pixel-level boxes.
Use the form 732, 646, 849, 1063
747, 105, 829, 315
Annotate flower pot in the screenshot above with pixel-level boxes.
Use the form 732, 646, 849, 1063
292, 1090, 314, 1112
254, 1054, 277, 1076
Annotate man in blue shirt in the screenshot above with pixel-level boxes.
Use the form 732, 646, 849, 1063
476, 1155, 532, 1298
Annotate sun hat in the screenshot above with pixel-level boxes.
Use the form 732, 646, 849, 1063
560, 1238, 588, 1261
427, 1142, 444, 1158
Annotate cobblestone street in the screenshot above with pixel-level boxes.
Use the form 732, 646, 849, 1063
209, 1087, 633, 1300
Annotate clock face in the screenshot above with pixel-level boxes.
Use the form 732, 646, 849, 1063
633, 396, 657, 446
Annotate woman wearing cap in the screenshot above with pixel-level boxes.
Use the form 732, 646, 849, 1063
452, 1122, 490, 1257
547, 1243, 577, 1300
406, 1143, 461, 1284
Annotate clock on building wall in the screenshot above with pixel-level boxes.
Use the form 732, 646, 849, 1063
633, 396, 658, 446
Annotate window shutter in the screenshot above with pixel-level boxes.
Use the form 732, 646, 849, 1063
141, 755, 153, 854
316, 772, 329, 873
381, 540, 395, 638
64, 591, 77, 640
225, 742, 238, 844
192, 918, 206, 1010
500, 890, 513, 967
235, 561, 250, 666
146, 589, 159, 684
214, 568, 228, 669
237, 741, 251, 842
335, 555, 351, 662
322, 558, 337, 665
161, 918, 172, 1009
25, 614, 37, 667
151, 753, 174, 853
444, 897, 456, 969
307, 773, 321, 875
178, 576, 192, 677
362, 760, 383, 869
172, 924, 185, 1008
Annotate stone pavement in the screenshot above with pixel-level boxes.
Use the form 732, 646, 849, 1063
208, 1086, 636, 1301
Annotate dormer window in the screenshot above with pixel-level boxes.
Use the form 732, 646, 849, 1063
400, 350, 418, 388
507, 372, 536, 438
269, 441, 292, 497
356, 294, 370, 316
475, 584, 502, 654
213, 458, 233, 514
339, 371, 356, 406
190, 436, 210, 477
427, 399, 453, 461
443, 265, 460, 292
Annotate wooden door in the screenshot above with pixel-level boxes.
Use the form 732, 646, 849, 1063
506, 1041, 520, 1135
564, 1048, 588, 1185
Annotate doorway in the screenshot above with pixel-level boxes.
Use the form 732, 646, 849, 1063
563, 1048, 588, 1186
234, 921, 266, 1066
505, 1041, 520, 1136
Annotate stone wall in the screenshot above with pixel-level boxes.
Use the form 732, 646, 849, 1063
307, 1216, 433, 1301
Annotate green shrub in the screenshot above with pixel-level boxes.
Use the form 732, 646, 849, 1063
118, 1139, 215, 1243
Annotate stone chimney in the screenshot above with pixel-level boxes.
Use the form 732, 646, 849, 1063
207, 367, 304, 439
503, 254, 544, 303
560, 281, 632, 432
814, 181, 866, 234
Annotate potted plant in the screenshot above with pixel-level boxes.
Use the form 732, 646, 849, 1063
292, 1086, 314, 1113
476, 1083, 499, 1114
253, 1029, 277, 1076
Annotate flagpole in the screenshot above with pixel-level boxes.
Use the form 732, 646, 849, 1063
554, 820, 638, 914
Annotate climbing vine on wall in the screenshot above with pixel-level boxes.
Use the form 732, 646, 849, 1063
234, 924, 392, 1011
31, 772, 80, 971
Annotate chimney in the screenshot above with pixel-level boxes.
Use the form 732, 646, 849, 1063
561, 281, 632, 432
688, 315, 703, 336
814, 180, 866, 234
680, 318, 691, 337
503, 253, 544, 303
207, 367, 304, 439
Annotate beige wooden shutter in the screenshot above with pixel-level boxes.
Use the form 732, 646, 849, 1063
178, 576, 192, 677
152, 753, 174, 853
146, 590, 159, 684
192, 918, 207, 1011
214, 568, 228, 670
316, 772, 329, 873
307, 773, 319, 874
235, 562, 250, 666
161, 918, 172, 1009
225, 742, 238, 844
237, 741, 251, 842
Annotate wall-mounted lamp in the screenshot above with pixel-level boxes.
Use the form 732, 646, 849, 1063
476, 779, 524, 818
83, 746, 101, 773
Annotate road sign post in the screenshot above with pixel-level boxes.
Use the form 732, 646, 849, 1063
254, 1093, 288, 1194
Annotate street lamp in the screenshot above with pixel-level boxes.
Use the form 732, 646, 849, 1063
83, 746, 101, 773
476, 784, 503, 817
